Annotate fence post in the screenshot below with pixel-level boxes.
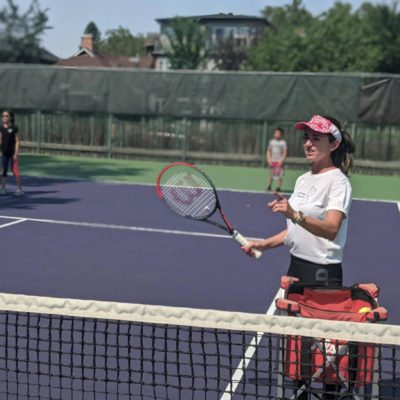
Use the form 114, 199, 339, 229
261, 121, 269, 167
36, 110, 42, 154
107, 114, 113, 158
181, 118, 188, 161
386, 126, 392, 160
90, 114, 95, 146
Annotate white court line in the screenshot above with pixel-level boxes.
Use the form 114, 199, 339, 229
220, 288, 284, 400
0, 214, 264, 241
0, 219, 27, 229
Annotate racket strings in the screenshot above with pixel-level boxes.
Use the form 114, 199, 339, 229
161, 171, 217, 219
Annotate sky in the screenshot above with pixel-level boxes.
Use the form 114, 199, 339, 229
2, 0, 391, 58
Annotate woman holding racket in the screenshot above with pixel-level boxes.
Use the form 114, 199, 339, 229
244, 115, 355, 289
0, 110, 23, 196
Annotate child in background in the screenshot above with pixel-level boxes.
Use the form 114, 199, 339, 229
266, 127, 287, 192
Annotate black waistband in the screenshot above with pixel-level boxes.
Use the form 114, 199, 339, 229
290, 254, 342, 268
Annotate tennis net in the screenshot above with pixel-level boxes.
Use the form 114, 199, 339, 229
0, 292, 398, 399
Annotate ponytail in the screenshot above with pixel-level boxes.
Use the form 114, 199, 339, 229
323, 116, 355, 176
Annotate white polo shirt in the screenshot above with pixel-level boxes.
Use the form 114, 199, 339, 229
284, 168, 352, 264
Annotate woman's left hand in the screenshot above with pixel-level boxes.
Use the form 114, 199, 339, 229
268, 192, 296, 220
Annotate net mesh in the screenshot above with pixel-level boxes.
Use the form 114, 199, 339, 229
0, 292, 398, 400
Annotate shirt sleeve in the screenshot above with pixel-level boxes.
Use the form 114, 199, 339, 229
326, 177, 352, 217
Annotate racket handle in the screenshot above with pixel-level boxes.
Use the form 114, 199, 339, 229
232, 231, 262, 259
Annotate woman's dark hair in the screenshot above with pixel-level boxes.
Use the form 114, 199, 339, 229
323, 115, 355, 176
2, 110, 15, 124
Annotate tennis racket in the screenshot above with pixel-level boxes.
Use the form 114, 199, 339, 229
156, 162, 262, 259
271, 162, 283, 180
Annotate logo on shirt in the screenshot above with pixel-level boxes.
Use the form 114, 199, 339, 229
296, 186, 317, 205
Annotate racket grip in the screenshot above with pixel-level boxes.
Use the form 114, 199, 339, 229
232, 231, 262, 259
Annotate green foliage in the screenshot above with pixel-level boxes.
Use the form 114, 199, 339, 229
246, 0, 400, 73
306, 2, 362, 72
0, 0, 51, 63
211, 36, 247, 71
84, 21, 101, 50
98, 27, 145, 56
356, 2, 400, 73
165, 17, 207, 69
246, 0, 315, 71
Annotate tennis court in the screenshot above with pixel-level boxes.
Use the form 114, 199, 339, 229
0, 164, 398, 399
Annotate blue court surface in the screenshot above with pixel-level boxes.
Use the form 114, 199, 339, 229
0, 176, 398, 399
0, 176, 398, 324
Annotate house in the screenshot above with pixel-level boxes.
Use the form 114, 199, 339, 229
0, 41, 58, 64
154, 13, 269, 70
38, 48, 59, 64
57, 34, 154, 69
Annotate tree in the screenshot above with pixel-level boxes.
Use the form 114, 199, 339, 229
84, 21, 101, 50
246, 0, 400, 73
305, 2, 361, 72
300, 1, 400, 73
246, 0, 315, 71
210, 36, 248, 71
0, 0, 51, 63
98, 27, 145, 56
165, 17, 207, 69
355, 2, 400, 73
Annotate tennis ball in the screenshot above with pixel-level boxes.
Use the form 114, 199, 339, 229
358, 307, 372, 313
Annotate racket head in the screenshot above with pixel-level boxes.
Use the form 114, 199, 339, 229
271, 162, 283, 180
156, 162, 219, 220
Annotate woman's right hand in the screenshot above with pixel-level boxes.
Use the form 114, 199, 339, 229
241, 240, 265, 257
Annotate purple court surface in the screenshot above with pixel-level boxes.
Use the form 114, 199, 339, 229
0, 176, 398, 324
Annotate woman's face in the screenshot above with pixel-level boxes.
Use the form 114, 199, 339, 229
2, 112, 10, 124
302, 128, 338, 164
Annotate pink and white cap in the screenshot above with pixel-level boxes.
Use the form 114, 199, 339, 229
294, 115, 342, 143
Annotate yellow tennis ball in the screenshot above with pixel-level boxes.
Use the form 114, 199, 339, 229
358, 307, 372, 313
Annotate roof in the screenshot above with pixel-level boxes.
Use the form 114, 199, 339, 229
0, 41, 58, 64
144, 33, 160, 48
57, 50, 154, 69
38, 47, 59, 64
156, 13, 268, 25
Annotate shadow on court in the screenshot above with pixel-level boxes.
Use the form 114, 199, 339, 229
0, 177, 80, 210
21, 154, 151, 181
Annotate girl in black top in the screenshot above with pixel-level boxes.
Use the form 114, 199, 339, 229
0, 110, 23, 196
